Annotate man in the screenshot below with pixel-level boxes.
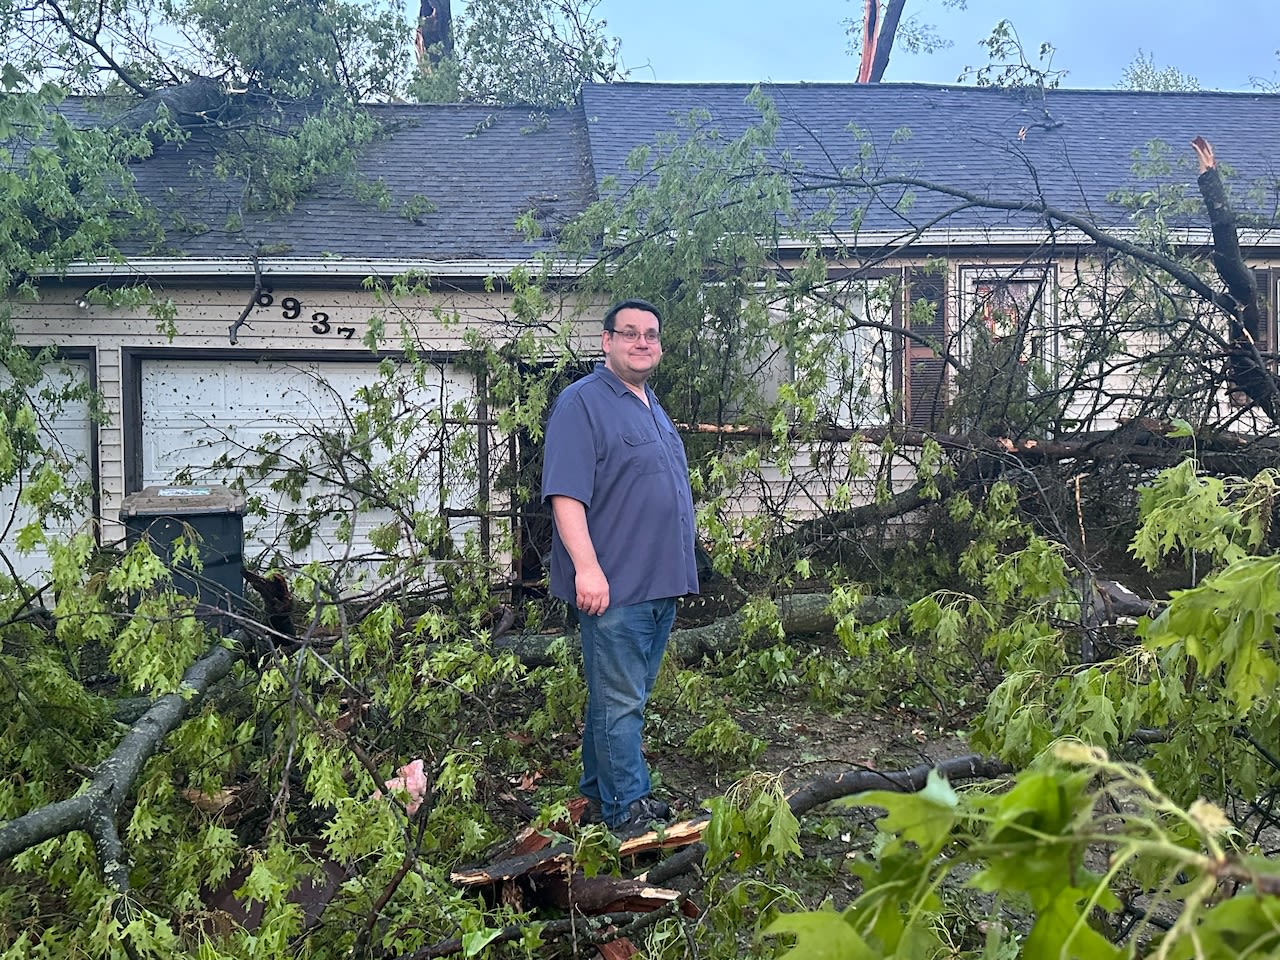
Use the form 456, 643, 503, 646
541, 299, 700, 831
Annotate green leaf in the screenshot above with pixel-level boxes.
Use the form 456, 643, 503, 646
1143, 556, 1280, 715
1163, 892, 1280, 958
1, 63, 27, 91
1023, 887, 1126, 960
970, 766, 1100, 909
985, 768, 1090, 842
765, 911, 876, 960
238, 859, 285, 903
1079, 693, 1120, 745
14, 522, 41, 552
762, 796, 803, 860
462, 927, 504, 956
846, 769, 958, 856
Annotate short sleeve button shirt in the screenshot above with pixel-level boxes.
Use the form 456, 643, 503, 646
542, 363, 699, 608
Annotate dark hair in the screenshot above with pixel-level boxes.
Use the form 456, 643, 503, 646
602, 298, 662, 331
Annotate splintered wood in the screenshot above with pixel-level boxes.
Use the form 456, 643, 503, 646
449, 816, 707, 924
450, 818, 706, 887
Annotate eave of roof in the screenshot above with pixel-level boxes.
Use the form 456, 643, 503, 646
48, 256, 566, 280
44, 223, 1280, 285
581, 81, 1280, 238
783, 227, 1280, 252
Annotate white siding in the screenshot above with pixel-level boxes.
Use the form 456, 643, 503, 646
0, 358, 95, 580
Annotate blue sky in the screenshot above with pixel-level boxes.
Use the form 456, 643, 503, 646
584, 0, 1280, 91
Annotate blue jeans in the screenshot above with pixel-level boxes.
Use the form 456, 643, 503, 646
577, 598, 676, 826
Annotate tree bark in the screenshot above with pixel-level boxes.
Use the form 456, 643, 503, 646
452, 755, 1008, 895
113, 77, 228, 142
1191, 136, 1280, 419
856, 0, 879, 83
869, 0, 907, 82
539, 874, 697, 918
416, 0, 454, 66
451, 820, 706, 888
680, 419, 1280, 469
778, 480, 936, 554
493, 593, 903, 668
681, 419, 1280, 558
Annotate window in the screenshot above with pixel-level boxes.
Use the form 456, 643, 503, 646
961, 267, 1056, 376
902, 268, 947, 429
952, 266, 1058, 434
1254, 267, 1275, 369
778, 277, 896, 428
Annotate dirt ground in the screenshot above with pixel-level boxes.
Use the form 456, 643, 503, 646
650, 690, 973, 815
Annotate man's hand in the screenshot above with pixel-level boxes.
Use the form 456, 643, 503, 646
575, 565, 609, 616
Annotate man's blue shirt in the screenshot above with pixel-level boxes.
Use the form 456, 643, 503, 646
542, 363, 700, 608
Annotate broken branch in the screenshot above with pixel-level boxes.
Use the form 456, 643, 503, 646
0, 642, 243, 884
228, 252, 263, 345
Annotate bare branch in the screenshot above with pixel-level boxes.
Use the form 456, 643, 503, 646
1191, 136, 1278, 417
42, 0, 152, 96
644, 755, 1011, 885
228, 252, 262, 344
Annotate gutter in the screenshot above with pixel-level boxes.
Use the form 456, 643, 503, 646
44, 257, 593, 281
776, 227, 1280, 250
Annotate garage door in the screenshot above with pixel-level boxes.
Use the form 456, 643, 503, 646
0, 357, 95, 583
139, 357, 478, 572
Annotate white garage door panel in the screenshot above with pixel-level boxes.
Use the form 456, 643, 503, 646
139, 359, 478, 571
0, 359, 95, 582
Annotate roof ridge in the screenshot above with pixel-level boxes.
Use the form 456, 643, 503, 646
581, 80, 1280, 99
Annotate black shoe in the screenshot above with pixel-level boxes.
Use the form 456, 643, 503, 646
611, 795, 672, 832
580, 796, 603, 825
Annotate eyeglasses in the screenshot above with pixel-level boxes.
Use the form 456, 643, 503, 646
607, 327, 661, 344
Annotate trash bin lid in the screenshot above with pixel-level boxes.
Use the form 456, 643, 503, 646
119, 485, 248, 518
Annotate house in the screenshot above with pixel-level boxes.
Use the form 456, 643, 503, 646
4, 100, 592, 581
7, 82, 1280, 583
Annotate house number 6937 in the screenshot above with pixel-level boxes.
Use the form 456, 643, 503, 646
254, 288, 357, 339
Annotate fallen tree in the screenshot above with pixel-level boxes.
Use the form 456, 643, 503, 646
494, 592, 904, 668
646, 753, 1011, 886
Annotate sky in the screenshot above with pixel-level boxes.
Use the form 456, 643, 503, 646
582, 0, 1280, 91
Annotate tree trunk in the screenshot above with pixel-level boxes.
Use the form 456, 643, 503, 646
644, 754, 1010, 885
450, 754, 1008, 912
1191, 136, 1280, 419
416, 0, 454, 67
869, 0, 908, 82
494, 593, 903, 668
114, 77, 228, 141
856, 0, 879, 83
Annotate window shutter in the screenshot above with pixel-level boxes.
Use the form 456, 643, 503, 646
905, 269, 947, 429
1254, 267, 1273, 366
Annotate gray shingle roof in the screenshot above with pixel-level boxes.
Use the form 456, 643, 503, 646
88, 100, 595, 261
42, 82, 1280, 268
581, 82, 1280, 237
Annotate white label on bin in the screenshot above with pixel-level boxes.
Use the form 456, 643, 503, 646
158, 488, 212, 497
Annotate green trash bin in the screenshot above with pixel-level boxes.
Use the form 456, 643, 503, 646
120, 485, 247, 629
